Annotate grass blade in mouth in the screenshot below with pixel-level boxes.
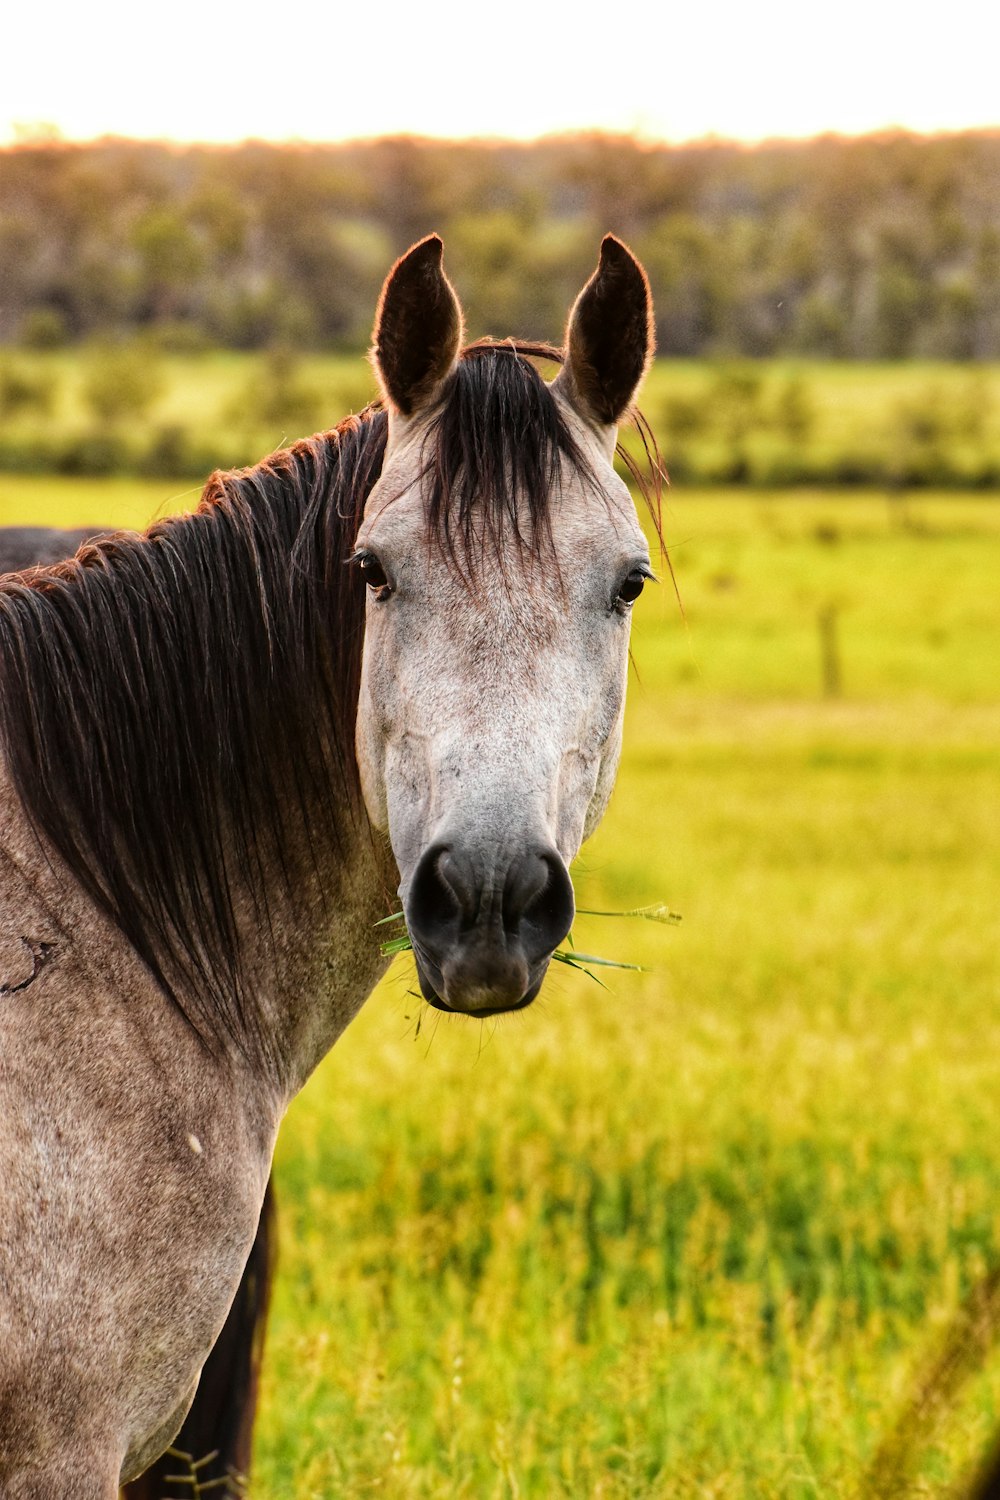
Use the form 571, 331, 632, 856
575, 902, 682, 925
376, 903, 678, 978
379, 934, 416, 957
554, 950, 647, 971
550, 950, 611, 988
549, 949, 650, 988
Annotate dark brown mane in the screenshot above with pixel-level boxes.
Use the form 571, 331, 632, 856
425, 341, 664, 575
0, 412, 387, 1051
426, 341, 582, 574
0, 344, 662, 1052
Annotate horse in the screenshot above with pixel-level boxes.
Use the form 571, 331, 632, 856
0, 232, 659, 1496
0, 521, 277, 1500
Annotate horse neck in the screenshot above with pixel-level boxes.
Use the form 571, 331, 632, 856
0, 730, 393, 1113
0, 427, 395, 1100
247, 815, 395, 1099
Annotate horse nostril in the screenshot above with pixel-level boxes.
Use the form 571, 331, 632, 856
501, 850, 547, 930
505, 848, 575, 960
407, 843, 467, 935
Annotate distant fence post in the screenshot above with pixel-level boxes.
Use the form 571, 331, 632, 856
818, 603, 842, 698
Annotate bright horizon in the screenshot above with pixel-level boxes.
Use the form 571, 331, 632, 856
5, 0, 998, 150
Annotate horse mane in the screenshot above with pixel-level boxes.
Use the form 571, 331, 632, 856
0, 343, 663, 1053
425, 340, 664, 573
0, 413, 387, 1052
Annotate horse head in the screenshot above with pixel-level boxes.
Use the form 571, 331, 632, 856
355, 234, 656, 1017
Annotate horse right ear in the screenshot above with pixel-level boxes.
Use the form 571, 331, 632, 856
371, 236, 464, 418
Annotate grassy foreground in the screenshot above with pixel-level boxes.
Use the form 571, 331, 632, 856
1, 478, 999, 1496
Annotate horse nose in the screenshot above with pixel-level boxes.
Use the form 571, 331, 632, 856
408, 842, 575, 954
405, 842, 575, 1015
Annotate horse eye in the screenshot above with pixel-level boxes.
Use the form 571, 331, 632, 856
616, 570, 647, 607
356, 553, 391, 598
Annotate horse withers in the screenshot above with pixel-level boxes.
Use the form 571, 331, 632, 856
0, 234, 658, 1495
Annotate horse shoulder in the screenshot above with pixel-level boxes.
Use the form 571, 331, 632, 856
0, 788, 272, 1489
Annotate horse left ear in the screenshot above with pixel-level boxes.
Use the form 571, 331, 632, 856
371, 235, 464, 418
556, 235, 654, 430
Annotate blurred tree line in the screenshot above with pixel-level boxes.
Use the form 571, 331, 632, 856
3, 131, 1000, 357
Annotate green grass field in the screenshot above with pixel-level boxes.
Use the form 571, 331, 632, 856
4, 351, 1000, 485
1, 473, 999, 1496
4, 349, 1000, 429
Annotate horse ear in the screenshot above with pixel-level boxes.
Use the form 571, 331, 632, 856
371, 235, 464, 418
556, 235, 654, 430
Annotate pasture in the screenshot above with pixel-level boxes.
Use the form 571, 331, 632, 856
4, 353, 1000, 487
1, 472, 998, 1496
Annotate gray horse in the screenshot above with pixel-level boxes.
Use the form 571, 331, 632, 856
0, 234, 656, 1495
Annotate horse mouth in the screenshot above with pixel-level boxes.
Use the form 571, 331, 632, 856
413, 951, 546, 1018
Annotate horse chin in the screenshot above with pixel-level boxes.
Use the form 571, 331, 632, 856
415, 957, 545, 1018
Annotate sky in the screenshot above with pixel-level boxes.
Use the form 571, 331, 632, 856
4, 0, 999, 147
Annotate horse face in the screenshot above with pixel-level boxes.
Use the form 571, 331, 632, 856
355, 236, 655, 1018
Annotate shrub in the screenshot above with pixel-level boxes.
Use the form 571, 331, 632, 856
82, 344, 164, 426
57, 432, 133, 476
225, 345, 324, 439
19, 308, 69, 350
0, 358, 57, 420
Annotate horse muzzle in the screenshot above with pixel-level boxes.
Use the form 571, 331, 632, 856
404, 841, 575, 1016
